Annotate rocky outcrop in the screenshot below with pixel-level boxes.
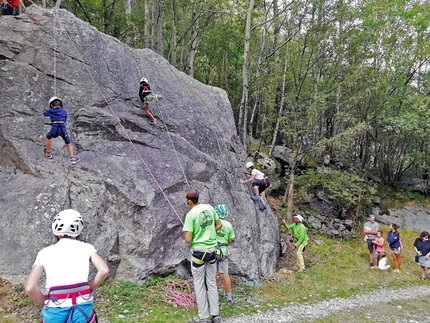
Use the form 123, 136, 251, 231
0, 7, 279, 284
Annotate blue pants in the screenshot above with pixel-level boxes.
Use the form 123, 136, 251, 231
42, 301, 93, 323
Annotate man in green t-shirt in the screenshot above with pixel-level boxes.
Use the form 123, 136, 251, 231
183, 188, 223, 323
286, 214, 309, 273
214, 205, 235, 305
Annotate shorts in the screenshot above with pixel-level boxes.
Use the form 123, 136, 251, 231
46, 124, 71, 144
390, 247, 401, 255
143, 93, 159, 106
42, 301, 93, 323
2, 4, 17, 15
252, 178, 270, 194
217, 256, 229, 274
373, 251, 380, 261
418, 256, 430, 267
366, 239, 376, 252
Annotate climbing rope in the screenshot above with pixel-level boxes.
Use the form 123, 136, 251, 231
54, 10, 184, 224
166, 66, 255, 216
52, 10, 57, 96
134, 53, 190, 188
238, 276, 261, 287
160, 280, 195, 309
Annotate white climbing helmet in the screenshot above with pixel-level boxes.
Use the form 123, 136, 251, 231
295, 214, 304, 222
52, 209, 84, 237
245, 162, 254, 169
49, 96, 62, 107
140, 77, 148, 84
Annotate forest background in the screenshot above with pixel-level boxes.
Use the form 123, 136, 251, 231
1, 2, 430, 321
35, 0, 430, 217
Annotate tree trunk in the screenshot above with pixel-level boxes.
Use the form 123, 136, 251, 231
169, 0, 177, 66
124, 0, 131, 14
238, 0, 254, 145
249, 1, 269, 140
144, 1, 150, 48
283, 150, 297, 222
188, 3, 202, 77
156, 0, 163, 55
269, 57, 288, 156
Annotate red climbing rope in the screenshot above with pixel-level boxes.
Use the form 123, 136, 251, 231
161, 280, 195, 309
53, 11, 184, 224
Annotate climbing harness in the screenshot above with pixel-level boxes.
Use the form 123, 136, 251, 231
191, 249, 217, 267
215, 242, 228, 261
54, 13, 184, 224
134, 55, 190, 189
45, 282, 97, 323
1, 0, 17, 15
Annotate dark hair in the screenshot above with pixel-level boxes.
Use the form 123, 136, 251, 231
185, 188, 199, 204
391, 223, 399, 230
420, 231, 429, 239
377, 229, 383, 234
379, 252, 386, 258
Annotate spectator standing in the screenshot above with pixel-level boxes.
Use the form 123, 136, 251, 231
413, 231, 430, 280
183, 188, 223, 323
286, 214, 309, 273
214, 204, 235, 304
387, 223, 401, 273
363, 214, 379, 268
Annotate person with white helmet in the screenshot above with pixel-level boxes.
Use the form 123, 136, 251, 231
25, 209, 109, 323
138, 77, 163, 124
43, 97, 79, 165
286, 214, 309, 273
240, 161, 270, 211
214, 205, 235, 305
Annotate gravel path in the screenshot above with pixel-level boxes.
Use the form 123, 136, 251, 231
224, 285, 430, 322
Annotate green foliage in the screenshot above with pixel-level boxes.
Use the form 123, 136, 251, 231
376, 184, 430, 210
295, 170, 376, 211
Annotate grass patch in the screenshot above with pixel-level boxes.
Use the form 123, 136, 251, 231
3, 226, 427, 322
376, 184, 430, 210
92, 226, 424, 322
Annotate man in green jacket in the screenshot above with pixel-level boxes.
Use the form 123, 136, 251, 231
286, 214, 309, 273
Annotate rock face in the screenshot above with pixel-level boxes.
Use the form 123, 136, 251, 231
0, 7, 279, 284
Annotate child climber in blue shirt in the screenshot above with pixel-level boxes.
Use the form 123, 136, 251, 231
43, 97, 79, 165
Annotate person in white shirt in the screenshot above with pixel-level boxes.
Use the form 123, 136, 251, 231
378, 252, 391, 272
240, 161, 271, 211
25, 209, 109, 323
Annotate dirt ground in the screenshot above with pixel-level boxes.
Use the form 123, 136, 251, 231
0, 278, 39, 323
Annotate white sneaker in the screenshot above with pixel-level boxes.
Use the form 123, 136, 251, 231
70, 156, 80, 165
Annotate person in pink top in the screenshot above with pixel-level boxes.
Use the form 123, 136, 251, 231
372, 230, 385, 267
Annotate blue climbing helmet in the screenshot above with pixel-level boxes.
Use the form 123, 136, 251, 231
215, 204, 228, 219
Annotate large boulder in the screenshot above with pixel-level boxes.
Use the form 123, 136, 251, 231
0, 7, 279, 284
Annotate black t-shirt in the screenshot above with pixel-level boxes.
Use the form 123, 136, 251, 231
413, 238, 430, 255
139, 83, 152, 101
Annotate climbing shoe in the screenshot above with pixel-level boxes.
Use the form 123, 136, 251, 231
251, 195, 260, 202
70, 156, 80, 165
212, 316, 224, 323
189, 316, 211, 323
44, 149, 53, 159
259, 204, 267, 211
150, 119, 158, 124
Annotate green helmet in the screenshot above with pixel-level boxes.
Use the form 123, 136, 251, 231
215, 204, 228, 219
